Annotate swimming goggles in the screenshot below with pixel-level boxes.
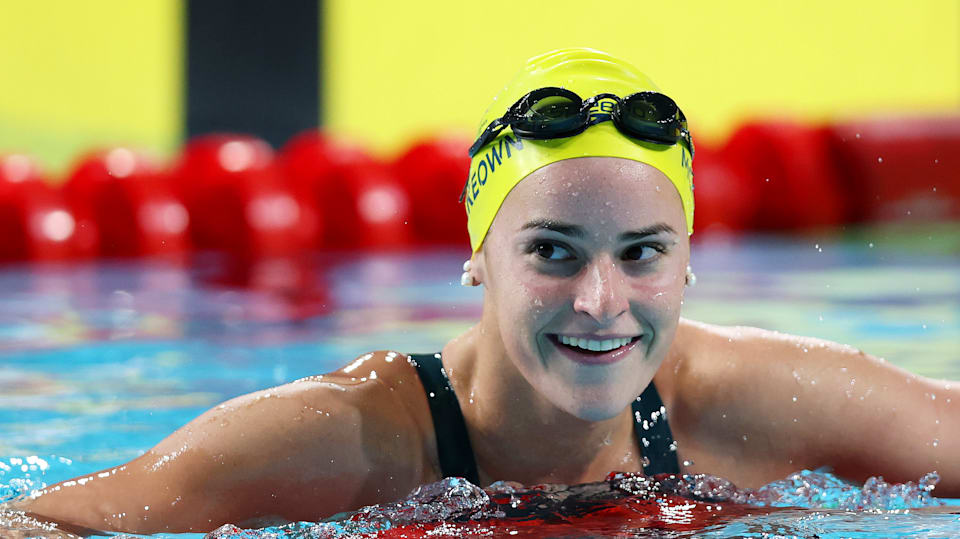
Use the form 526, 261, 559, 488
467, 86, 694, 159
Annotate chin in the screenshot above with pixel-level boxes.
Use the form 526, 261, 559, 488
545, 380, 635, 422
568, 403, 623, 422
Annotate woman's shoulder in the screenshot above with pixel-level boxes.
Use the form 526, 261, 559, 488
218, 351, 437, 489
286, 350, 437, 442
673, 318, 871, 376
666, 318, 881, 431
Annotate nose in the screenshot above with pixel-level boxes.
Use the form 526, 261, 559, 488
572, 256, 629, 323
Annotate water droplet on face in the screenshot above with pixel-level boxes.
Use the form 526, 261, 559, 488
932, 439, 940, 447
792, 396, 798, 402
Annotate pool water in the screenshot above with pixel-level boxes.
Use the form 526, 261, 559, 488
0, 223, 958, 537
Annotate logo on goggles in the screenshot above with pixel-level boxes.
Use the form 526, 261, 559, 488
587, 97, 617, 124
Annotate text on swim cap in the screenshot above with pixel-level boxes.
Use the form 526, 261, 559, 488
464, 134, 524, 215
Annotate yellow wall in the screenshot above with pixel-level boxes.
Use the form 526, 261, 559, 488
325, 0, 960, 155
1, 1, 957, 173
0, 0, 182, 174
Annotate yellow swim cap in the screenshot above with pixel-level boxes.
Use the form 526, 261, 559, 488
464, 48, 694, 253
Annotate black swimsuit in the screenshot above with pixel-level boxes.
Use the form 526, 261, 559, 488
408, 352, 679, 486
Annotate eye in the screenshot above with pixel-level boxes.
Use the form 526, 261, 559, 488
622, 244, 663, 261
534, 242, 574, 261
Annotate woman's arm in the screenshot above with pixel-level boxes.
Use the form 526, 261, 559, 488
15, 353, 430, 534
673, 322, 960, 496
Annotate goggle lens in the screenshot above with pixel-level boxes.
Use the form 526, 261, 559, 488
618, 93, 680, 144
514, 94, 584, 137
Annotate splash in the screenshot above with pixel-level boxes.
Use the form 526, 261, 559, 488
0, 459, 952, 538
661, 468, 943, 511
205, 469, 947, 539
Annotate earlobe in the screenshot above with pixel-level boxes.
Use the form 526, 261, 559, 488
460, 259, 476, 287
684, 265, 696, 287
460, 255, 482, 287
459, 249, 488, 287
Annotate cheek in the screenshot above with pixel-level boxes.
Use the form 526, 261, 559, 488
628, 266, 686, 314
510, 278, 563, 326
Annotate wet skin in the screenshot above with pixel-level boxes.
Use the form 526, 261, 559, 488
11, 158, 960, 534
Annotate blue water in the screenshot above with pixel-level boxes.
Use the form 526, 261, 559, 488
1, 224, 959, 537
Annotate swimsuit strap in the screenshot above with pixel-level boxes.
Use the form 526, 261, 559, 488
408, 353, 481, 485
410, 352, 679, 483
632, 383, 681, 475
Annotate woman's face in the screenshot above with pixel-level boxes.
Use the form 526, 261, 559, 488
476, 157, 690, 421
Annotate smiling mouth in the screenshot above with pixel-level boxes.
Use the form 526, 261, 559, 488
550, 334, 641, 355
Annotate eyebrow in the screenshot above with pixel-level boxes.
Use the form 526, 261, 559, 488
520, 220, 677, 241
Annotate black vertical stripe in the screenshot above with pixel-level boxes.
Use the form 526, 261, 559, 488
185, 0, 320, 147
409, 353, 481, 485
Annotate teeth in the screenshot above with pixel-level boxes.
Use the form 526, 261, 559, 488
558, 335, 633, 352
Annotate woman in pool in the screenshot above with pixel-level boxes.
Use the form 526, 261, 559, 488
17, 48, 960, 534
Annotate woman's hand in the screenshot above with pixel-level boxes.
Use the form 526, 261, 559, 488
1, 503, 83, 538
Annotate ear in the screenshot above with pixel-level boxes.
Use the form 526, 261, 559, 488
472, 247, 488, 286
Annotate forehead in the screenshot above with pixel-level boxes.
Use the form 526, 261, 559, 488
493, 157, 686, 232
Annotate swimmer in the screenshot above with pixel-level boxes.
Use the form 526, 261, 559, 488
12, 48, 960, 534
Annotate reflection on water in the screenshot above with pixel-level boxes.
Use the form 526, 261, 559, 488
0, 225, 958, 537
204, 470, 952, 538
2, 464, 956, 538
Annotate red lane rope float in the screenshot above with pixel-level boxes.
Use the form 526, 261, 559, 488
391, 137, 472, 247
64, 148, 190, 258
174, 134, 319, 257
371, 495, 769, 538
281, 130, 412, 250
322, 473, 781, 539
5, 117, 955, 263
0, 154, 88, 262
722, 122, 849, 231
827, 116, 960, 224
688, 143, 758, 238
